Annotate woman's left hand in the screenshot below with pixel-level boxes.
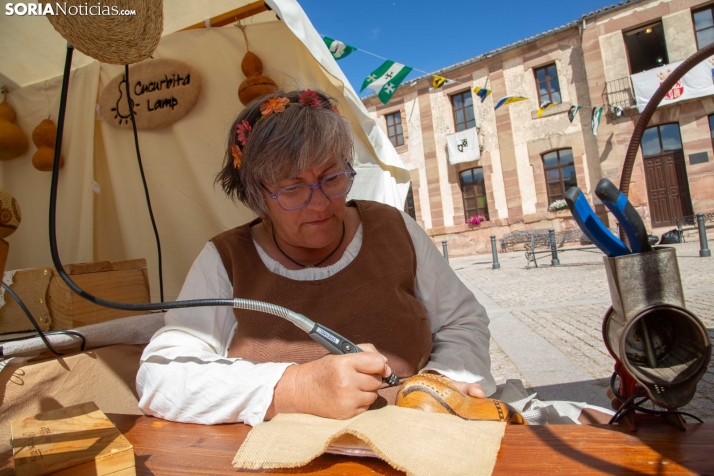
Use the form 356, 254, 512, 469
448, 380, 486, 398
424, 371, 485, 398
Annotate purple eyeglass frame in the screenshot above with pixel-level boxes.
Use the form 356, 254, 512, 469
262, 163, 357, 211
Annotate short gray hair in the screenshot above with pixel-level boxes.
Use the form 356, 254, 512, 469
216, 89, 354, 216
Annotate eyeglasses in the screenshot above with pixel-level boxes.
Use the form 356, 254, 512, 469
262, 164, 357, 211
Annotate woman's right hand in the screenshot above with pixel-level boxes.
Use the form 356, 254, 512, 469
266, 343, 392, 420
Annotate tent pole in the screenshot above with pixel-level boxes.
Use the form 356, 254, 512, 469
180, 1, 268, 31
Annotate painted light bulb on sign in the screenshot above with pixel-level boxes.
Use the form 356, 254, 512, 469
99, 58, 202, 130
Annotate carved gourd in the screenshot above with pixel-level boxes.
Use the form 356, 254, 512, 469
0, 187, 21, 239
395, 374, 527, 425
0, 88, 29, 161
31, 118, 63, 171
238, 51, 278, 106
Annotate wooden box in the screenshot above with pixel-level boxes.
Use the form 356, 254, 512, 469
0, 258, 151, 334
47, 259, 151, 330
11, 402, 135, 476
0, 267, 53, 334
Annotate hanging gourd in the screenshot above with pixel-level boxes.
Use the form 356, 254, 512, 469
31, 118, 63, 171
237, 26, 278, 106
238, 51, 279, 106
0, 87, 29, 161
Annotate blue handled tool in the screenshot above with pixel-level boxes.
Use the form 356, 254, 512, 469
564, 186, 631, 257
594, 179, 653, 254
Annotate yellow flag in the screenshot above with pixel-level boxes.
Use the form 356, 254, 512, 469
433, 75, 447, 89
537, 101, 557, 117
473, 86, 492, 103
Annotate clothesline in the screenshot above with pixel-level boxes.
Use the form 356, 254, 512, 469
319, 34, 472, 88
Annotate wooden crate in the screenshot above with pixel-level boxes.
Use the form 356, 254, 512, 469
47, 259, 151, 330
0, 267, 53, 334
11, 402, 135, 476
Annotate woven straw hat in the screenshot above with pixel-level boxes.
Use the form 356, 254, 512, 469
47, 0, 163, 65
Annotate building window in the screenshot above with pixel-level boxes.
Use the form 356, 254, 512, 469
459, 168, 489, 221
542, 149, 577, 204
451, 91, 476, 132
709, 115, 714, 151
404, 184, 416, 219
385, 112, 404, 147
624, 21, 668, 74
534, 63, 561, 105
693, 6, 714, 50
641, 123, 683, 157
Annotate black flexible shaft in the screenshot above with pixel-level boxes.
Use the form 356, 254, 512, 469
124, 64, 164, 302
49, 43, 234, 312
2, 282, 63, 356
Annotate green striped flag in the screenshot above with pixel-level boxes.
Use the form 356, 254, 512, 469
361, 60, 413, 104
323, 37, 356, 60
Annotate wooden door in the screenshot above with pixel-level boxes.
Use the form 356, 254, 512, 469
643, 151, 693, 228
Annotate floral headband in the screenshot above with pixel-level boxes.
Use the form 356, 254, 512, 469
231, 90, 338, 169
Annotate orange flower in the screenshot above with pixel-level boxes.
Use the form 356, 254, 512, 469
260, 97, 290, 117
231, 144, 243, 169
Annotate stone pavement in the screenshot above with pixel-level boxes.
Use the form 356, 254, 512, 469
450, 240, 714, 423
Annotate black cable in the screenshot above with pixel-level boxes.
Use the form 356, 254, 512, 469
609, 371, 626, 403
49, 43, 234, 312
608, 371, 704, 424
2, 282, 63, 356
627, 405, 704, 423
609, 388, 647, 424
124, 64, 164, 302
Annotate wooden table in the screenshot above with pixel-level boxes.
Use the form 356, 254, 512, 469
2, 415, 713, 475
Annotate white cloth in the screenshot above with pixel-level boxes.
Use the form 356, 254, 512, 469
136, 211, 495, 426
445, 128, 480, 165
493, 380, 614, 425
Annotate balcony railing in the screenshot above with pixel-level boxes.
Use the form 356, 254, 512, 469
605, 76, 636, 111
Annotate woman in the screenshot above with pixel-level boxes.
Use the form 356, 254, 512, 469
136, 89, 495, 425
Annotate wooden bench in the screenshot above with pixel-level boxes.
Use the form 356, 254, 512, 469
676, 212, 714, 243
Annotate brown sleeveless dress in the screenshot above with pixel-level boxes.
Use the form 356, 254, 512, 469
211, 200, 433, 402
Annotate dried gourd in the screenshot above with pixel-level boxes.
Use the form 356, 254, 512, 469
238, 51, 278, 106
0, 88, 29, 161
31, 118, 63, 171
0, 187, 21, 239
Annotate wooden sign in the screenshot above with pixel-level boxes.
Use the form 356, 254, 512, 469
99, 58, 202, 130
12, 402, 135, 475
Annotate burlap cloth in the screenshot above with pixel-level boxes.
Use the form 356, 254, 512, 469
232, 405, 506, 476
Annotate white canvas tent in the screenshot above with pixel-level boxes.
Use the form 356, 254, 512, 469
0, 0, 410, 301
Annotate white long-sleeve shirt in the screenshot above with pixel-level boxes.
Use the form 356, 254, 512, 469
136, 211, 495, 426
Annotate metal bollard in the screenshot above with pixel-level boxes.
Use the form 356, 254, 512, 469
697, 213, 711, 257
548, 229, 560, 266
490, 235, 500, 269
441, 240, 449, 263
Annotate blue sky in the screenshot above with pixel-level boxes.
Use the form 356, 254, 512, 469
299, 0, 613, 97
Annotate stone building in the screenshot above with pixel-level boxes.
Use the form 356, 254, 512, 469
362, 0, 714, 256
